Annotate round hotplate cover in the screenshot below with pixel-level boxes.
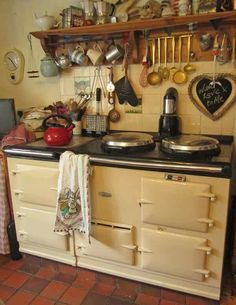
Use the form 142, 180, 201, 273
102, 132, 154, 147
161, 134, 220, 152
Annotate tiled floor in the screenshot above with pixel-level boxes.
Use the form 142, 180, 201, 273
0, 254, 235, 305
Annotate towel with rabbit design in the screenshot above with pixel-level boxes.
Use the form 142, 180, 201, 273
54, 151, 91, 240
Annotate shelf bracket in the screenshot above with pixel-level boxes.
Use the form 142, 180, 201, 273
164, 27, 173, 36
209, 18, 222, 30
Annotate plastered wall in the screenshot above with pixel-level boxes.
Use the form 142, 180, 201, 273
0, 0, 236, 188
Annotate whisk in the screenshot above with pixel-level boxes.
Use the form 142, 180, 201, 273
27, 34, 39, 78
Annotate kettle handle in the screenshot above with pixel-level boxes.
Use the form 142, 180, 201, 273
42, 114, 72, 129
67, 124, 75, 132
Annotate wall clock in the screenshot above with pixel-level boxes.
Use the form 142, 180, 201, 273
3, 49, 25, 84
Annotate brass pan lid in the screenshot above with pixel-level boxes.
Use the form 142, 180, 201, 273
161, 135, 220, 152
102, 132, 154, 148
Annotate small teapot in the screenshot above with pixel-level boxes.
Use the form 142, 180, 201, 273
34, 12, 58, 31
55, 54, 72, 69
40, 54, 59, 77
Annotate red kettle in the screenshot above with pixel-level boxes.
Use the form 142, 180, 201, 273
42, 114, 74, 146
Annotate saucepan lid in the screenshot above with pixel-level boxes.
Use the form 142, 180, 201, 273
161, 134, 220, 153
102, 132, 154, 148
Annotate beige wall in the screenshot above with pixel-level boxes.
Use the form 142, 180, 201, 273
60, 63, 236, 135
0, 0, 79, 109
0, 1, 236, 134
0, 1, 236, 185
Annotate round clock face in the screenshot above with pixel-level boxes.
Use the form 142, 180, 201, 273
4, 51, 19, 71
3, 49, 25, 84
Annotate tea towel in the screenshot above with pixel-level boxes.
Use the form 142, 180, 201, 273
54, 151, 91, 240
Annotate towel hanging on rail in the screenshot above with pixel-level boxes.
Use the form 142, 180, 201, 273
54, 151, 91, 240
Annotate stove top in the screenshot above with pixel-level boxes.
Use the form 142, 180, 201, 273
3, 133, 233, 178
78, 137, 232, 164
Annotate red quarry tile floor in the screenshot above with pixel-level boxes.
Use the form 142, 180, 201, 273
0, 254, 234, 305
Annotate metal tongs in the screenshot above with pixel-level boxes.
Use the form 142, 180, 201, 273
90, 67, 106, 98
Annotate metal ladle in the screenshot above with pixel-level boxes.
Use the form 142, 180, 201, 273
147, 39, 162, 85
170, 36, 177, 75
183, 35, 196, 73
162, 37, 170, 80
173, 36, 187, 85
157, 37, 163, 78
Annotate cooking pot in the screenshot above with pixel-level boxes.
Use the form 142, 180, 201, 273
42, 114, 74, 146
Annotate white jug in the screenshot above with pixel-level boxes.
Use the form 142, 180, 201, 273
34, 12, 58, 31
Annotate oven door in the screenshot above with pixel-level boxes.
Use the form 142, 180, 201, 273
140, 228, 211, 281
140, 177, 216, 232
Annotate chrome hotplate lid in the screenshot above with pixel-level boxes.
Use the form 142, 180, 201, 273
102, 132, 154, 148
161, 135, 220, 152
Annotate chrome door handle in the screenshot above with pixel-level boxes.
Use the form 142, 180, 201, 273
11, 170, 21, 175
121, 244, 137, 251
49, 187, 57, 191
198, 192, 216, 202
197, 218, 214, 228
194, 269, 211, 278
196, 246, 212, 255
137, 247, 152, 253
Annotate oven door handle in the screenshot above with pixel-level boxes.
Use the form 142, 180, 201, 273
197, 218, 214, 228
139, 200, 152, 207
121, 244, 137, 251
193, 269, 211, 278
49, 187, 58, 191
13, 189, 23, 195
198, 192, 216, 202
196, 246, 212, 255
138, 247, 152, 254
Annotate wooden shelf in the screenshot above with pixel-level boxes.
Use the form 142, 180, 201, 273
30, 11, 236, 39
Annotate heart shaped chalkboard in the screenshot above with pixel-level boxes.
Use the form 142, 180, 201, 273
188, 74, 236, 120
196, 78, 232, 114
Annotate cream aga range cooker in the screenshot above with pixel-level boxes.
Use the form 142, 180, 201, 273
4, 133, 234, 300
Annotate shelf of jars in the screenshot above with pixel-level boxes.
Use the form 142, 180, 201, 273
30, 11, 236, 64
30, 11, 236, 39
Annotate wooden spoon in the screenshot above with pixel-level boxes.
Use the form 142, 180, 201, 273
173, 36, 187, 85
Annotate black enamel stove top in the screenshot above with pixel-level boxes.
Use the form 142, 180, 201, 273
78, 135, 231, 162
3, 134, 234, 178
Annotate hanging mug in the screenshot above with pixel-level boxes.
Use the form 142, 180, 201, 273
70, 46, 89, 65
87, 43, 104, 65
105, 43, 124, 62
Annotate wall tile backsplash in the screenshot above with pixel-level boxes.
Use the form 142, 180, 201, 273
59, 61, 236, 135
